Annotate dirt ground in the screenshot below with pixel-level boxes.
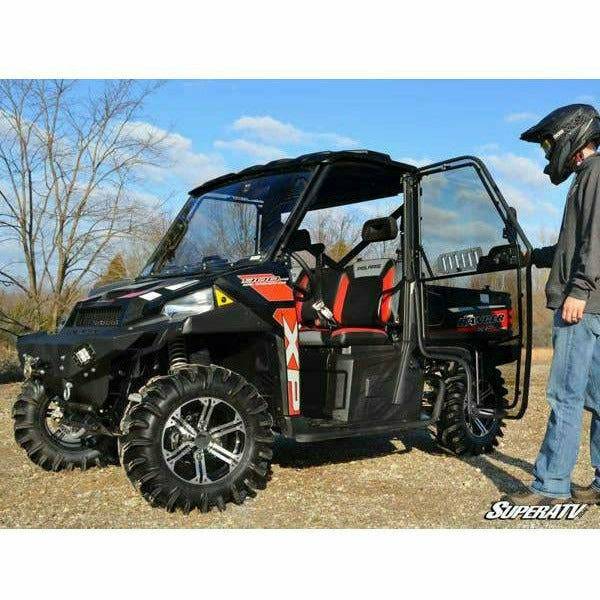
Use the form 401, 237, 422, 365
1, 350, 599, 528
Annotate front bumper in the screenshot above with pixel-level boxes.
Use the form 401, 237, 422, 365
16, 319, 172, 407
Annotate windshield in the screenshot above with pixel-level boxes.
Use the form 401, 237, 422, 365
141, 170, 313, 277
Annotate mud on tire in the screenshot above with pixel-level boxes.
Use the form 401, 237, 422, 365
436, 365, 506, 456
119, 365, 274, 513
12, 380, 116, 471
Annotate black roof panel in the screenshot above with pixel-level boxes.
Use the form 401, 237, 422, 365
189, 149, 416, 196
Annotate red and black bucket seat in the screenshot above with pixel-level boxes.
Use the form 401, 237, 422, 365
297, 259, 398, 346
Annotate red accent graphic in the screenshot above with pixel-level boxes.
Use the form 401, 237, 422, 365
380, 267, 395, 323
455, 308, 512, 333
294, 272, 310, 322
238, 273, 294, 302
331, 327, 387, 336
119, 289, 154, 299
493, 307, 513, 330
273, 307, 301, 416
332, 273, 350, 322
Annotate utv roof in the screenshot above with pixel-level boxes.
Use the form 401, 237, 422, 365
189, 150, 417, 197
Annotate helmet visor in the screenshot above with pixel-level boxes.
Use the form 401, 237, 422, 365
541, 137, 554, 159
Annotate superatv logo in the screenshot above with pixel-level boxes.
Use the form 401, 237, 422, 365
484, 500, 587, 521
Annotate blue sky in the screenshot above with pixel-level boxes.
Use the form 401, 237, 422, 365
128, 80, 600, 245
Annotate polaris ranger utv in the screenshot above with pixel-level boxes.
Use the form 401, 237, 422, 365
12, 151, 533, 513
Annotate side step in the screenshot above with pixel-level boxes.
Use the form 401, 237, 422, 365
285, 416, 431, 443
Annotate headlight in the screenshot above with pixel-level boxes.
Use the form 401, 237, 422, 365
162, 288, 214, 318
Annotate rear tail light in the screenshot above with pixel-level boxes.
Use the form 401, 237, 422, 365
491, 307, 512, 330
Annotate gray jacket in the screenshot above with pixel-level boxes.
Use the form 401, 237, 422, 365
532, 153, 600, 313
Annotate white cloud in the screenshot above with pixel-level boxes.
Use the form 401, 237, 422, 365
213, 138, 286, 162
231, 115, 358, 149
478, 152, 553, 217
484, 152, 547, 187
496, 181, 535, 214
232, 116, 302, 144
477, 142, 500, 153
397, 156, 433, 167
123, 121, 226, 187
576, 94, 596, 103
540, 201, 560, 217
421, 205, 499, 246
504, 112, 539, 123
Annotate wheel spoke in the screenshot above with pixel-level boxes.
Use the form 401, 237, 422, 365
209, 417, 244, 438
478, 385, 494, 403
162, 396, 246, 485
197, 398, 219, 431
53, 424, 69, 440
207, 441, 242, 467
167, 408, 197, 437
165, 441, 194, 464
472, 417, 488, 435
193, 450, 210, 483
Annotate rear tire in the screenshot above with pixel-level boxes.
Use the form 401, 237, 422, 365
12, 380, 116, 471
436, 365, 506, 455
119, 365, 274, 513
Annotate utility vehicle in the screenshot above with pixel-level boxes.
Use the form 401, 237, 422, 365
12, 150, 533, 513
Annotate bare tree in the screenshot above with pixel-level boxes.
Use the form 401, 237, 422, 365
208, 201, 258, 259
121, 209, 172, 278
0, 80, 168, 331
303, 208, 360, 261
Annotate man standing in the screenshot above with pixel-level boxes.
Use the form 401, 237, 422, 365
511, 104, 600, 505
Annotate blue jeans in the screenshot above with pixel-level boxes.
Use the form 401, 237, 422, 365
531, 311, 600, 498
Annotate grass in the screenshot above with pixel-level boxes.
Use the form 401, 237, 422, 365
532, 347, 553, 364
0, 345, 23, 383
5, 345, 600, 528
0, 345, 21, 384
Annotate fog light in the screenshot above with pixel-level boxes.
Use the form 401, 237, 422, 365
73, 345, 94, 366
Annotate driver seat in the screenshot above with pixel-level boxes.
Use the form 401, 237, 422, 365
292, 219, 401, 347
289, 229, 342, 328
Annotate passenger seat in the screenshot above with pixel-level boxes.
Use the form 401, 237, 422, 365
299, 258, 398, 347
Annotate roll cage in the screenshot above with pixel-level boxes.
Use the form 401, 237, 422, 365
182, 150, 531, 420
412, 156, 532, 420
249, 151, 532, 421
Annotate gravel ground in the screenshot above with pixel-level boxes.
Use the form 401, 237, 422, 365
1, 354, 599, 528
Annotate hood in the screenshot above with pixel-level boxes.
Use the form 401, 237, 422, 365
69, 272, 225, 329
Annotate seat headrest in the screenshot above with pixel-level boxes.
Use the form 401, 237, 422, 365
347, 258, 393, 278
286, 228, 312, 252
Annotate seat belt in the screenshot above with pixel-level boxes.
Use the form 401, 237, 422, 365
310, 248, 338, 328
312, 299, 336, 326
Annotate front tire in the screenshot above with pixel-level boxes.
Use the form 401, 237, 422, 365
12, 380, 116, 471
119, 365, 274, 513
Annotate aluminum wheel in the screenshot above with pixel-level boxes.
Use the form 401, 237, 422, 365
44, 400, 86, 448
465, 382, 497, 438
161, 396, 246, 485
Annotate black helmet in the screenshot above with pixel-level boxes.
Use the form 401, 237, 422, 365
520, 104, 600, 185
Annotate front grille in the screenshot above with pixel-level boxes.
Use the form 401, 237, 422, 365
73, 305, 122, 327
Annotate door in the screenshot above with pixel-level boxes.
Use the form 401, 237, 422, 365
416, 156, 532, 419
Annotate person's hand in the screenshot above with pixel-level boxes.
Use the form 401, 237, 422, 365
562, 296, 587, 324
